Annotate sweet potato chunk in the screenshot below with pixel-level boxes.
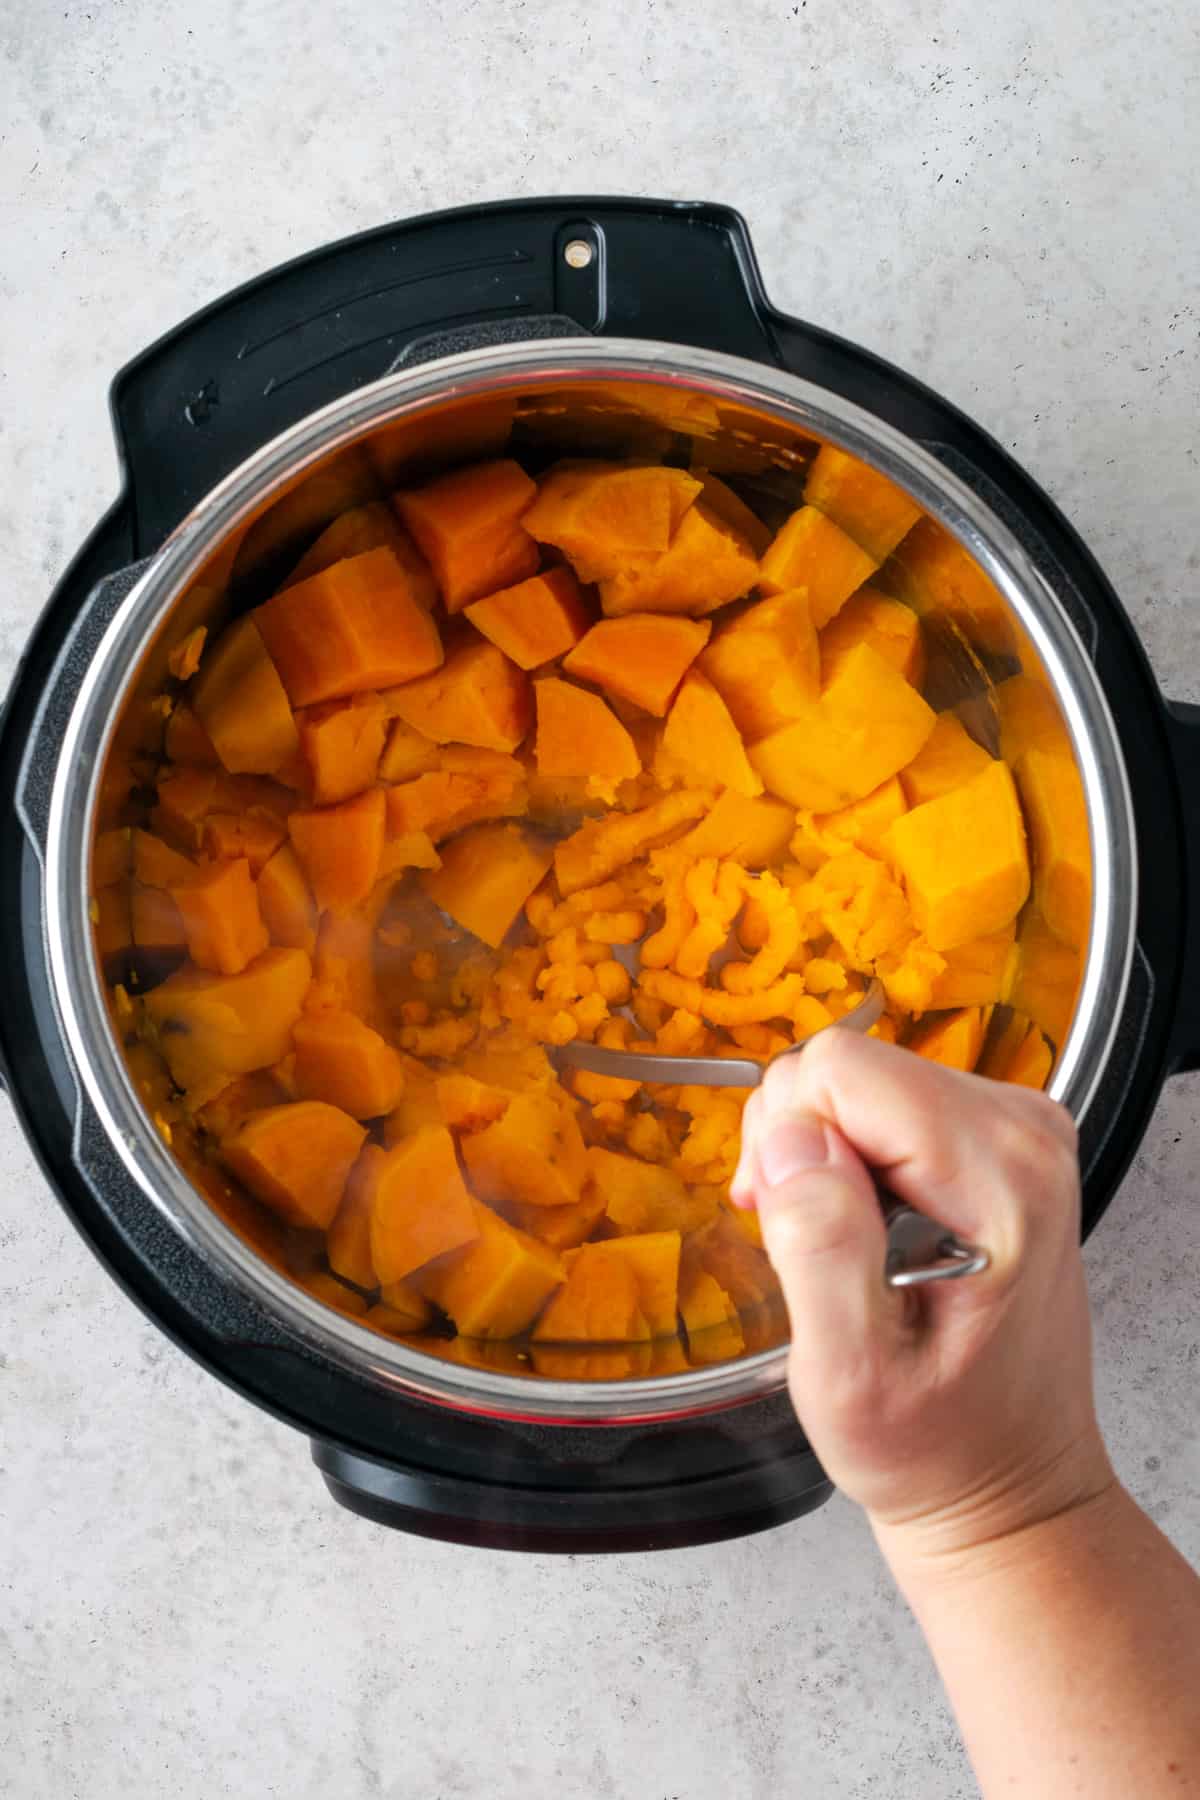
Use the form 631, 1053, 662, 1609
884, 516, 1014, 656
692, 468, 771, 555
297, 694, 387, 804
152, 766, 292, 852
464, 566, 590, 669
361, 1127, 480, 1285
803, 445, 922, 562
385, 638, 531, 753
422, 822, 553, 948
561, 1232, 681, 1337
589, 1148, 720, 1237
418, 1197, 563, 1338
554, 790, 708, 895
171, 857, 269, 975
563, 614, 711, 716
458, 1088, 589, 1210
598, 501, 758, 617
283, 501, 438, 611
192, 615, 301, 776
675, 790, 795, 867
995, 672, 1071, 764
130, 882, 188, 956
679, 1268, 745, 1364
534, 678, 641, 789
758, 505, 878, 625
164, 703, 220, 767
395, 459, 538, 611
908, 1006, 988, 1072
523, 461, 701, 582
384, 750, 525, 842
287, 788, 385, 912
326, 1147, 379, 1289
378, 717, 441, 783
749, 644, 936, 811
1015, 748, 1091, 948
256, 843, 318, 952
659, 671, 761, 797
94, 828, 131, 888
1008, 910, 1082, 1049
293, 1010, 405, 1119
820, 587, 925, 686
132, 829, 197, 890
926, 924, 1017, 1010
699, 590, 820, 739
882, 761, 1030, 950
256, 546, 444, 705
222, 1100, 366, 1230
899, 712, 993, 806
200, 810, 285, 874
143, 947, 311, 1093
532, 1248, 649, 1342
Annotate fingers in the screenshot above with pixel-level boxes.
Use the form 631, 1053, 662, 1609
734, 1031, 1078, 1271
752, 1108, 904, 1382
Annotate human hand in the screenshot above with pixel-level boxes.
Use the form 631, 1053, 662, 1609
731, 1031, 1114, 1573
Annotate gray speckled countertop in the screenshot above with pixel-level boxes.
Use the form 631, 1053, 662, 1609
3, 5, 1199, 1796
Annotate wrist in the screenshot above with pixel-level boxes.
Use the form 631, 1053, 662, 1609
869, 1438, 1121, 1604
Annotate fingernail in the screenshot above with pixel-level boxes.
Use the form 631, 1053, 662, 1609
757, 1115, 829, 1189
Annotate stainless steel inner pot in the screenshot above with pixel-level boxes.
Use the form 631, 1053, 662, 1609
43, 339, 1137, 1424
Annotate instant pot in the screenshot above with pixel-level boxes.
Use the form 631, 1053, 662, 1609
3, 197, 1197, 1552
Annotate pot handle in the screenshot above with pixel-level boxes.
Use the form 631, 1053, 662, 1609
1165, 700, 1200, 1072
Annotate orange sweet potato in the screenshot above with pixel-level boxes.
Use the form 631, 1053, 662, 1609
464, 566, 590, 669
659, 671, 761, 797
589, 1148, 720, 1237
171, 858, 269, 975
758, 505, 878, 625
563, 614, 711, 716
750, 643, 936, 811
698, 590, 820, 739
222, 1100, 366, 1230
554, 790, 708, 895
378, 716, 441, 782
255, 546, 444, 705
422, 822, 553, 948
692, 469, 772, 555
256, 843, 318, 953
820, 587, 925, 686
151, 767, 292, 852
884, 516, 1014, 656
287, 788, 385, 912
560, 1232, 681, 1337
130, 881, 189, 956
363, 1127, 480, 1285
395, 459, 538, 612
1015, 748, 1091, 948
899, 712, 993, 806
995, 672, 1071, 764
131, 829, 197, 890
926, 924, 1017, 1009
164, 703, 220, 767
312, 905, 384, 1025
1007, 909, 1082, 1049
882, 761, 1030, 950
597, 501, 758, 618
293, 1010, 405, 1119
191, 615, 301, 776
325, 1146, 379, 1289
418, 1197, 563, 1339
803, 445, 922, 562
93, 827, 131, 888
385, 638, 532, 753
200, 810, 285, 874
283, 501, 438, 611
384, 753, 525, 843
458, 1087, 589, 1211
534, 678, 641, 788
675, 789, 796, 867
296, 693, 387, 805
532, 1249, 649, 1342
908, 1006, 988, 1072
523, 461, 702, 582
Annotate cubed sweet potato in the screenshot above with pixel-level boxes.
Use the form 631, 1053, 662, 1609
255, 546, 444, 705
820, 587, 925, 687
464, 566, 590, 669
899, 712, 993, 806
422, 822, 553, 948
884, 516, 1014, 656
395, 459, 538, 611
256, 843, 318, 953
143, 947, 311, 1093
458, 1088, 589, 1210
293, 1010, 405, 1119
908, 1006, 988, 1072
170, 857, 268, 976
698, 590, 820, 739
534, 678, 641, 789
750, 643, 936, 811
532, 1248, 649, 1342
598, 501, 758, 618
283, 501, 438, 611
1015, 748, 1091, 948
192, 615, 301, 776
297, 694, 387, 805
563, 614, 711, 716
523, 461, 701, 582
221, 1099, 366, 1230
758, 505, 878, 625
418, 1197, 564, 1339
288, 788, 385, 912
658, 670, 761, 797
803, 445, 922, 562
385, 638, 532, 753
882, 761, 1030, 950
358, 1126, 481, 1285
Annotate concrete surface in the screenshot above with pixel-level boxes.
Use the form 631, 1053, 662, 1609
2, 2, 1199, 1795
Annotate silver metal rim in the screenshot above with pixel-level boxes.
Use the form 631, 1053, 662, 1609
43, 338, 1137, 1423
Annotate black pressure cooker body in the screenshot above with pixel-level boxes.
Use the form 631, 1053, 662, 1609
3, 198, 1197, 1553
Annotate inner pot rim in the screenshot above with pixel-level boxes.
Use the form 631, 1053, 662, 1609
44, 338, 1137, 1425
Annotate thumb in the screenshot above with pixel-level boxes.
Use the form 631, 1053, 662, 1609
752, 1108, 897, 1372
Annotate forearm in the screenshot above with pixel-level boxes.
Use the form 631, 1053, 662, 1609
880, 1486, 1200, 1798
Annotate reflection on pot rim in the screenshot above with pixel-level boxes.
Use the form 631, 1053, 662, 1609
43, 339, 1137, 1424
